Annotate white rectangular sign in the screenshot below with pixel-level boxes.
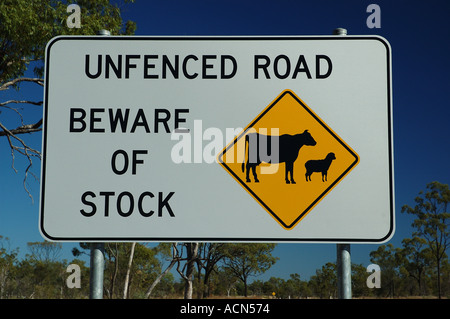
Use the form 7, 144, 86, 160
40, 36, 394, 242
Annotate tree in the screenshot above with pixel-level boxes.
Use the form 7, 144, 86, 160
369, 244, 403, 297
73, 242, 160, 299
122, 242, 136, 299
286, 273, 310, 299
400, 236, 431, 296
309, 262, 336, 299
178, 242, 199, 299
145, 242, 200, 299
223, 243, 278, 297
15, 240, 68, 298
260, 274, 310, 299
0, 236, 19, 299
211, 267, 239, 297
262, 276, 284, 297
402, 181, 450, 298
102, 242, 159, 299
144, 243, 179, 298
0, 0, 136, 198
26, 241, 62, 262
64, 259, 90, 299
126, 243, 160, 298
197, 243, 228, 298
351, 263, 374, 298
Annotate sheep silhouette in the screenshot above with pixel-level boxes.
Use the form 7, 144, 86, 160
305, 152, 336, 182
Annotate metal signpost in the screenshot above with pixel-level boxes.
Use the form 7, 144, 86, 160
41, 32, 394, 298
89, 242, 104, 299
333, 27, 352, 299
89, 30, 110, 299
337, 243, 352, 299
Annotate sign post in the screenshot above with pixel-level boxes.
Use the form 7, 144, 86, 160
87, 29, 109, 300
89, 242, 105, 299
337, 243, 351, 299
332, 27, 352, 299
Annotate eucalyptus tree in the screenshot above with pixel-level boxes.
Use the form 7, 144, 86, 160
0, 0, 136, 197
402, 181, 450, 298
222, 243, 278, 297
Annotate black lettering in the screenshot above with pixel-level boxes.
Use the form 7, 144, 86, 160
111, 150, 129, 175
154, 109, 171, 133
158, 192, 175, 217
144, 55, 158, 79
130, 109, 150, 133
80, 191, 96, 216
105, 55, 122, 78
86, 54, 241, 80
80, 191, 176, 218
100, 191, 115, 217
71, 108, 191, 134
109, 108, 130, 133
174, 109, 189, 129
85, 55, 102, 79
221, 55, 237, 79
273, 55, 290, 79
117, 191, 134, 217
90, 108, 105, 133
254, 55, 270, 79
316, 55, 332, 79
292, 55, 312, 79
202, 55, 217, 79
132, 150, 147, 174
125, 55, 140, 78
70, 108, 86, 132
162, 55, 179, 79
182, 55, 198, 79
138, 191, 155, 217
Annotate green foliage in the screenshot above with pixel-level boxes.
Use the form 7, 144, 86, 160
86, 242, 162, 299
309, 262, 337, 298
26, 241, 62, 262
402, 181, 450, 244
400, 236, 431, 296
0, 182, 448, 299
402, 181, 450, 298
0, 1, 137, 197
351, 263, 374, 298
0, 236, 19, 298
0, 0, 136, 84
0, 238, 449, 298
223, 243, 278, 297
248, 273, 310, 299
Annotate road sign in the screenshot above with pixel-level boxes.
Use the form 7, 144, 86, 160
219, 89, 359, 230
40, 36, 394, 242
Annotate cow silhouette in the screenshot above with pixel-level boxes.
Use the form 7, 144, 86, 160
242, 129, 316, 184
305, 152, 336, 182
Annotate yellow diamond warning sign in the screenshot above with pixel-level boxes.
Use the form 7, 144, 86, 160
218, 89, 359, 230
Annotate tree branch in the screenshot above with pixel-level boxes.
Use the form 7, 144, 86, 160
0, 121, 41, 201
0, 77, 44, 91
0, 99, 43, 107
0, 119, 43, 136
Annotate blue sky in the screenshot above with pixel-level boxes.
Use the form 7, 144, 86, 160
1, 0, 449, 282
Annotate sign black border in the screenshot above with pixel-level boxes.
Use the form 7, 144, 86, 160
40, 36, 394, 243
